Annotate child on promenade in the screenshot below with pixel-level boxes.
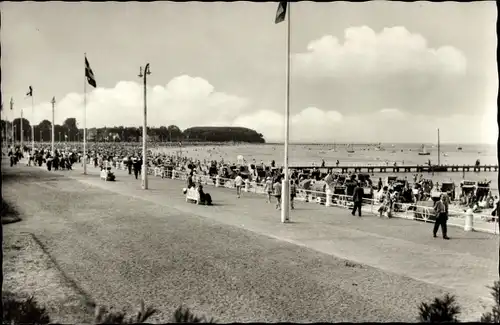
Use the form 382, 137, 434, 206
273, 178, 282, 210
234, 173, 243, 199
264, 177, 273, 203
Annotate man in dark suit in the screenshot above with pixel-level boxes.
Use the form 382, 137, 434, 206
352, 182, 364, 217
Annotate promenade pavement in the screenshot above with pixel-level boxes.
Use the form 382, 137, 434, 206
3, 159, 499, 321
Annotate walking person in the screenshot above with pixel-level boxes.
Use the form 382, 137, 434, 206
378, 186, 391, 218
273, 178, 282, 210
234, 173, 243, 198
26, 150, 31, 166
46, 155, 52, 171
133, 158, 140, 180
433, 194, 450, 240
53, 155, 60, 171
264, 177, 273, 203
187, 172, 195, 189
127, 156, 133, 175
352, 182, 364, 217
290, 179, 297, 209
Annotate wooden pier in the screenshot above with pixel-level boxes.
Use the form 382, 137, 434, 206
289, 165, 498, 174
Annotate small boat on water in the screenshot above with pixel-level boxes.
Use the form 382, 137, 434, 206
457, 146, 463, 151
418, 144, 430, 156
346, 144, 355, 153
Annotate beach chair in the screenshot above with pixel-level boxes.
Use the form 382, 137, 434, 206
186, 187, 201, 204
100, 169, 107, 181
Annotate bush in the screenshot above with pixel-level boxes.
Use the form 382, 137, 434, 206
418, 293, 461, 323
481, 280, 500, 323
94, 300, 157, 324
172, 306, 215, 323
2, 291, 51, 324
1, 198, 21, 224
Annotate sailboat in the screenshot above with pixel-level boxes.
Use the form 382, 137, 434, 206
432, 129, 448, 172
330, 140, 337, 152
346, 144, 355, 153
418, 144, 430, 156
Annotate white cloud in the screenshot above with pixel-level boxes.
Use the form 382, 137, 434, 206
13, 75, 249, 130
293, 26, 467, 80
232, 107, 497, 144
7, 26, 494, 145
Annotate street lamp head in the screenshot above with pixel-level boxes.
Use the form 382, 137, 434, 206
145, 63, 151, 75
138, 66, 143, 78
51, 97, 56, 104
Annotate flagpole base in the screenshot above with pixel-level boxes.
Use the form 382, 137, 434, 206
142, 165, 148, 190
281, 180, 290, 223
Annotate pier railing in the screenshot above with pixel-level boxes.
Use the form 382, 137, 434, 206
100, 160, 498, 235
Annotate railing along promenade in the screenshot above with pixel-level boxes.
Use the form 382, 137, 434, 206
96, 159, 498, 235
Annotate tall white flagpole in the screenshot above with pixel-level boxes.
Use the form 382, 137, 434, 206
51, 97, 56, 154
20, 109, 24, 149
83, 54, 87, 175
31, 93, 35, 150
281, 2, 291, 223
10, 98, 14, 146
139, 63, 150, 190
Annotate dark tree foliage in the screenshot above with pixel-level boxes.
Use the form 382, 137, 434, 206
2, 117, 265, 143
182, 126, 265, 143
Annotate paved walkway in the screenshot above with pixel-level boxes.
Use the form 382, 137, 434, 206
27, 161, 499, 319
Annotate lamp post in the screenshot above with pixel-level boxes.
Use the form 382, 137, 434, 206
51, 97, 56, 154
40, 130, 42, 142
138, 63, 151, 190
59, 131, 61, 143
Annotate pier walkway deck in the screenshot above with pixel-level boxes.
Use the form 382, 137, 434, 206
290, 164, 498, 173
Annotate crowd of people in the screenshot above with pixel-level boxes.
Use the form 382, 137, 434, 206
4, 142, 498, 232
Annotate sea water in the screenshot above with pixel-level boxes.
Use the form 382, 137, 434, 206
153, 143, 499, 191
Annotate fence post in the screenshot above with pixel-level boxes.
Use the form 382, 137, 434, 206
172, 170, 176, 179
464, 208, 474, 231
215, 175, 220, 187
325, 188, 332, 207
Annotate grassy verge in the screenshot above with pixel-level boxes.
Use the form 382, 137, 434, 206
2, 234, 95, 323
2, 234, 214, 324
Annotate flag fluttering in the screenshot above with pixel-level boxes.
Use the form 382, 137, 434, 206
26, 86, 33, 97
275, 2, 287, 24
85, 56, 97, 88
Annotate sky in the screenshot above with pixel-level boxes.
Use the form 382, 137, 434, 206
1, 1, 498, 144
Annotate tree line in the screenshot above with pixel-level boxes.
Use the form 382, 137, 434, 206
0, 118, 266, 143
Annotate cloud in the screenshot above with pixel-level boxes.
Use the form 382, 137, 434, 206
233, 107, 497, 144
294, 26, 467, 79
15, 75, 249, 130
291, 26, 476, 116
8, 25, 494, 145
10, 73, 495, 144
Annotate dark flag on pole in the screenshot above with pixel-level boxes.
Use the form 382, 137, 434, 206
26, 86, 33, 97
275, 2, 287, 24
85, 56, 97, 88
